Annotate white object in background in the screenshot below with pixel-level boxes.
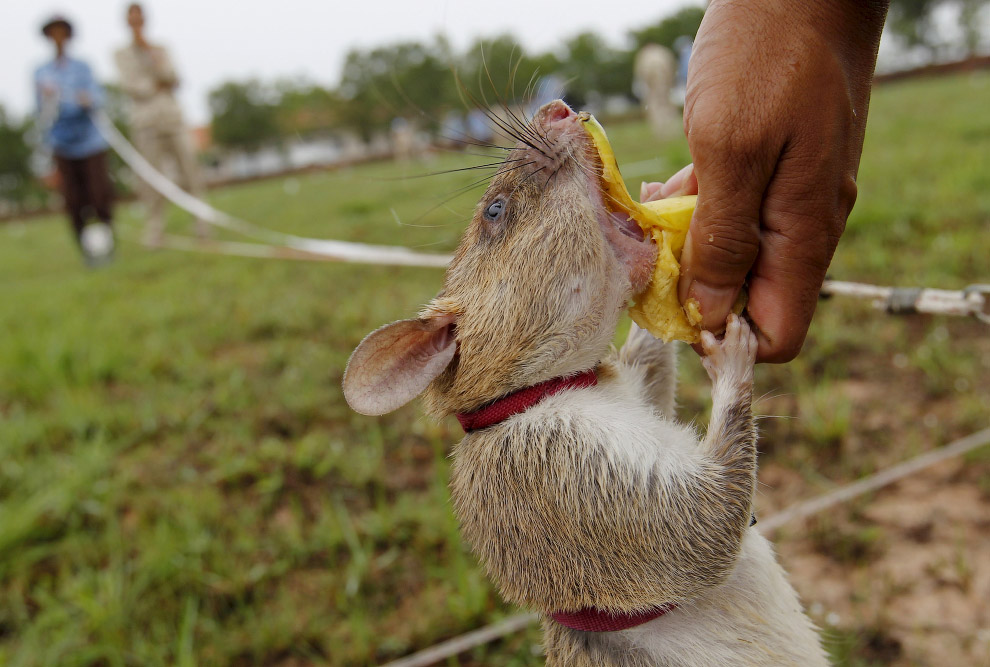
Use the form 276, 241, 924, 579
81, 222, 115, 260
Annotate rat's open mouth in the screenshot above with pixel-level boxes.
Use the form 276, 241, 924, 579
610, 210, 647, 241
575, 108, 710, 344
577, 112, 656, 292
594, 188, 656, 293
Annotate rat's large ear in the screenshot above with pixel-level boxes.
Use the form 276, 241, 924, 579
342, 314, 457, 415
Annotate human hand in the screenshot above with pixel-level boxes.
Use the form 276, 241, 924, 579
77, 91, 92, 108
675, 0, 888, 362
640, 162, 698, 203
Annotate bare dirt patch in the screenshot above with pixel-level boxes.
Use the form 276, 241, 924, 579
761, 455, 990, 665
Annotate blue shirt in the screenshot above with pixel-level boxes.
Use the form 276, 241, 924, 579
34, 56, 108, 159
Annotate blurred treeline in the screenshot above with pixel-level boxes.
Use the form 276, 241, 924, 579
2, 0, 988, 215
205, 6, 706, 150
0, 5, 703, 215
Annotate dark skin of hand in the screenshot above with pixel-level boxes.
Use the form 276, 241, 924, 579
644, 0, 889, 362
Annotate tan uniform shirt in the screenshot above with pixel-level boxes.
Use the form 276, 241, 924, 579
114, 42, 184, 130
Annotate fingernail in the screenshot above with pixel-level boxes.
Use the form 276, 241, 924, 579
660, 163, 694, 198
689, 281, 742, 331
640, 181, 663, 202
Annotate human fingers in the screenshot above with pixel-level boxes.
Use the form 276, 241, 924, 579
745, 137, 856, 362
639, 164, 698, 204
677, 117, 775, 333
659, 163, 697, 198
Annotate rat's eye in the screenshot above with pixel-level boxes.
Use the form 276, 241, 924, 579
484, 199, 505, 221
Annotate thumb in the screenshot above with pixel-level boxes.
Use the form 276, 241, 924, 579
678, 165, 766, 331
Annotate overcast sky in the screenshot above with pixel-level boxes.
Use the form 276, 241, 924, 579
4, 0, 698, 125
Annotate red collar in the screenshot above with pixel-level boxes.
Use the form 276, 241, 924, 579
551, 603, 677, 632
455, 369, 598, 432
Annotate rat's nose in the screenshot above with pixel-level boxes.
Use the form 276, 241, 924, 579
541, 99, 575, 124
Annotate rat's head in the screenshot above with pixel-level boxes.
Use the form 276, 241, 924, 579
343, 100, 656, 417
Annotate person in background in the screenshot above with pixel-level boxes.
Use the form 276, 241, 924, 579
670, 35, 692, 107
115, 2, 207, 245
34, 14, 116, 264
643, 0, 889, 363
633, 43, 678, 140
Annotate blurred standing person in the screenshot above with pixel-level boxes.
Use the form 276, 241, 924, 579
390, 117, 414, 162
670, 36, 693, 107
633, 43, 678, 140
115, 2, 207, 245
34, 15, 116, 265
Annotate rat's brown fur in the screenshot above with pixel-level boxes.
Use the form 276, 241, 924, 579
343, 101, 825, 664
420, 105, 654, 417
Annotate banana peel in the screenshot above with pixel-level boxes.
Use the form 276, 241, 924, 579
582, 114, 743, 343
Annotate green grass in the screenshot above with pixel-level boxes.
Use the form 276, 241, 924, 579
2, 71, 989, 666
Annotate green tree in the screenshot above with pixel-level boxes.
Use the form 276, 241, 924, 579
957, 0, 988, 53
0, 106, 42, 211
630, 5, 706, 51
558, 32, 633, 107
208, 80, 280, 152
457, 35, 556, 107
887, 0, 989, 56
887, 0, 940, 52
274, 78, 343, 137
338, 37, 457, 140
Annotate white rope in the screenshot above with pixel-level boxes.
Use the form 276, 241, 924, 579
145, 233, 360, 262
373, 428, 990, 666
379, 613, 539, 667
757, 426, 990, 533
94, 112, 451, 268
820, 279, 989, 322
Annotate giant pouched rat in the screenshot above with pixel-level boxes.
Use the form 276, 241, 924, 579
342, 100, 827, 665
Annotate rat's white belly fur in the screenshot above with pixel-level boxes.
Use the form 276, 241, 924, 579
521, 377, 710, 487
623, 533, 827, 665
512, 378, 826, 665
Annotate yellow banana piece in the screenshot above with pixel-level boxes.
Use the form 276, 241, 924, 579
581, 114, 703, 343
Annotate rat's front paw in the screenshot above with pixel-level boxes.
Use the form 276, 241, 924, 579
701, 315, 757, 387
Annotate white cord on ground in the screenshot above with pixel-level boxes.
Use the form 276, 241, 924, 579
820, 280, 990, 322
94, 112, 451, 268
757, 426, 990, 533
379, 613, 540, 667
374, 427, 990, 667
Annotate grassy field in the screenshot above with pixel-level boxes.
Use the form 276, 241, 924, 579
1, 71, 989, 666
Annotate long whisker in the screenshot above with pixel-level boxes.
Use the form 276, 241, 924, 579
499, 59, 549, 146
405, 174, 499, 224
475, 48, 552, 153
480, 106, 553, 161
544, 166, 560, 189
506, 105, 552, 153
495, 84, 553, 153
379, 158, 528, 182
453, 58, 552, 159
493, 159, 538, 179
504, 164, 547, 203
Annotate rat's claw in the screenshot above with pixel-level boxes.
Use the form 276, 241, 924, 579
701, 315, 757, 386
700, 329, 719, 356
